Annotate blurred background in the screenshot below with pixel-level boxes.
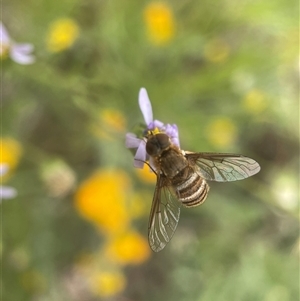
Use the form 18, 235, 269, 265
2, 0, 299, 300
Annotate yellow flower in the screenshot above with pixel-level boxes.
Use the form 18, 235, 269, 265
91, 109, 126, 140
102, 109, 126, 132
105, 230, 150, 265
0, 137, 22, 174
74, 169, 130, 234
204, 38, 230, 63
144, 2, 175, 46
135, 166, 156, 184
46, 18, 79, 52
206, 118, 237, 148
243, 89, 268, 114
89, 270, 126, 298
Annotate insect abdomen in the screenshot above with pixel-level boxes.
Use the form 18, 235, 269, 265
175, 171, 209, 207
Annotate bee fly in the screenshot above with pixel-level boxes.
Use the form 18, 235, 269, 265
144, 130, 260, 252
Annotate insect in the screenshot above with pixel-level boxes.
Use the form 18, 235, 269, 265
145, 130, 261, 252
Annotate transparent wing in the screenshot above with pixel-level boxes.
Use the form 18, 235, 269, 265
148, 174, 181, 252
186, 152, 260, 182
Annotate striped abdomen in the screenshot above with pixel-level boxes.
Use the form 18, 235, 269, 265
173, 170, 209, 207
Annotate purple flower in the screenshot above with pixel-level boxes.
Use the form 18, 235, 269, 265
0, 22, 35, 65
125, 87, 180, 168
0, 164, 17, 201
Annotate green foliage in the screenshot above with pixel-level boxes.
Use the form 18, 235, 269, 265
2, 0, 298, 300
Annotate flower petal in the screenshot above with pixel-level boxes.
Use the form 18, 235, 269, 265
139, 88, 153, 125
12, 43, 34, 53
133, 141, 147, 168
10, 43, 35, 64
126, 88, 181, 170
164, 124, 180, 147
171, 136, 180, 147
125, 133, 142, 148
148, 119, 164, 130
0, 164, 9, 176
0, 22, 10, 45
0, 186, 17, 200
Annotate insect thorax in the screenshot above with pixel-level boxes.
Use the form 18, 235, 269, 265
158, 147, 189, 179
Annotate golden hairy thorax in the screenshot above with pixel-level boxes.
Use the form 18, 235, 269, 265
146, 129, 189, 179
155, 145, 188, 179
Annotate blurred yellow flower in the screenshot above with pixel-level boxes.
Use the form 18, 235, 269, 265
144, 2, 175, 46
204, 38, 230, 63
243, 89, 268, 114
206, 118, 237, 148
135, 166, 156, 184
0, 137, 22, 172
74, 169, 130, 234
91, 109, 126, 140
46, 18, 79, 52
102, 109, 126, 132
105, 230, 150, 265
89, 270, 126, 298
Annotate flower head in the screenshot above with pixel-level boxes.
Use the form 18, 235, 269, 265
0, 22, 35, 64
0, 137, 22, 172
46, 18, 79, 52
0, 164, 17, 200
88, 270, 126, 298
206, 117, 237, 148
243, 89, 268, 114
104, 229, 150, 265
143, 2, 176, 46
125, 88, 180, 168
74, 169, 130, 235
90, 108, 126, 140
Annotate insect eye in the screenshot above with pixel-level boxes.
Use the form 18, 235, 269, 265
146, 140, 159, 156
146, 133, 170, 156
156, 133, 170, 149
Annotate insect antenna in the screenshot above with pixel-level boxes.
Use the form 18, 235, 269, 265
134, 159, 158, 175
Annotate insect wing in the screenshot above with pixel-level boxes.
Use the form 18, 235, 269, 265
186, 152, 260, 182
148, 174, 181, 252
